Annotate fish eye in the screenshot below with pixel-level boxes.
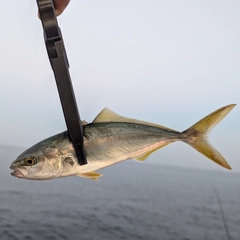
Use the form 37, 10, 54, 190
24, 156, 38, 166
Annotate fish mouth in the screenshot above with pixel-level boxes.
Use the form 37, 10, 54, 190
10, 165, 24, 178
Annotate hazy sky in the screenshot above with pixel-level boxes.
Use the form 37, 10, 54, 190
0, 1, 239, 171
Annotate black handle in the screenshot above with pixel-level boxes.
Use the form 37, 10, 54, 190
36, 0, 87, 165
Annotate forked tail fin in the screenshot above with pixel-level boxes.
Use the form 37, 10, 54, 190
181, 104, 236, 169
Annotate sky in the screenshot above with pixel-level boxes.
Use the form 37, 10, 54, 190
0, 0, 239, 172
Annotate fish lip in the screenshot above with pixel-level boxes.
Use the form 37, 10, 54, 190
10, 165, 24, 178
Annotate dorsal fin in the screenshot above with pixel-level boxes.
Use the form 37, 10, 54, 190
93, 108, 178, 132
81, 120, 88, 125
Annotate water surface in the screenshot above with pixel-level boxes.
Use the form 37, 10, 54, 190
1, 146, 239, 240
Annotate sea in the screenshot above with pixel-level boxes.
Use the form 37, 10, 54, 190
0, 145, 240, 240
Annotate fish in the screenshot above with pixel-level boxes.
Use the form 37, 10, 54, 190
10, 104, 236, 181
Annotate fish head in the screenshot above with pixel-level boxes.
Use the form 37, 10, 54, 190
10, 132, 75, 180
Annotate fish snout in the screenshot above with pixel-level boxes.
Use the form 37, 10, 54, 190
10, 165, 24, 178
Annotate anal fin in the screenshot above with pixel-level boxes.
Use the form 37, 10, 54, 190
136, 143, 170, 161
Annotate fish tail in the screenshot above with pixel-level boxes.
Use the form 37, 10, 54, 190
181, 104, 236, 169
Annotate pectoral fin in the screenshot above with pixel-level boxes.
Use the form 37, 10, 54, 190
78, 172, 103, 181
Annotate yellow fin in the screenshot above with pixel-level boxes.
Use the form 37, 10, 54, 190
81, 120, 88, 125
93, 108, 178, 133
182, 104, 236, 170
78, 172, 103, 181
136, 143, 171, 161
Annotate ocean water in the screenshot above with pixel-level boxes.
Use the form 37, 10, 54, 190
0, 145, 240, 240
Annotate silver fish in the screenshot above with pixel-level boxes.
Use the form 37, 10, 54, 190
10, 104, 236, 181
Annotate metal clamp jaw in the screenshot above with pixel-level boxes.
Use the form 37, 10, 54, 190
36, 0, 87, 165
